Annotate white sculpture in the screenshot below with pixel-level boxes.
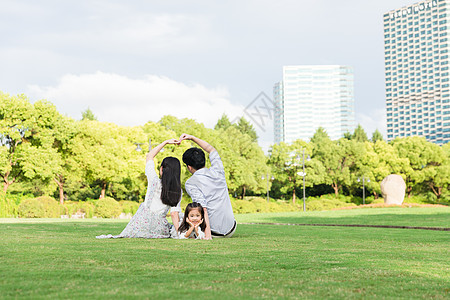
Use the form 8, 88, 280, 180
380, 174, 406, 205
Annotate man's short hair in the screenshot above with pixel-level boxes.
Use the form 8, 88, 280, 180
182, 147, 206, 170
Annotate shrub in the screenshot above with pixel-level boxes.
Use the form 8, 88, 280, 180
95, 197, 121, 218
35, 196, 60, 218
371, 198, 384, 204
18, 199, 44, 218
119, 200, 140, 215
62, 201, 95, 218
0, 192, 19, 217
232, 200, 257, 214
306, 198, 356, 211
18, 196, 60, 218
250, 198, 271, 213
405, 195, 429, 204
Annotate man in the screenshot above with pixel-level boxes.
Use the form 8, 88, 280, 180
179, 133, 236, 239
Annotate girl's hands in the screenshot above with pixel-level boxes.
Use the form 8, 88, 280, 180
194, 219, 203, 229
186, 220, 195, 228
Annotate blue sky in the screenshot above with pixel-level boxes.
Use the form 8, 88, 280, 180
0, 0, 417, 149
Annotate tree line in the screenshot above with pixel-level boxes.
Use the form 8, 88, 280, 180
1, 92, 449, 204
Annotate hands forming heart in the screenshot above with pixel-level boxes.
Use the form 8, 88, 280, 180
165, 133, 194, 145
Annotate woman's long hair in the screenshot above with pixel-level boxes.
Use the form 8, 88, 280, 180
178, 202, 206, 233
160, 157, 181, 207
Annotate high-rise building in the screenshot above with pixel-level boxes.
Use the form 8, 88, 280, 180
274, 65, 355, 143
384, 0, 450, 144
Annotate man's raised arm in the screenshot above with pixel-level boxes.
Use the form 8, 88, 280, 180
179, 133, 215, 154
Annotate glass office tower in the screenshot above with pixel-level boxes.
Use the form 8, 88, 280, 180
274, 65, 355, 143
384, 0, 450, 144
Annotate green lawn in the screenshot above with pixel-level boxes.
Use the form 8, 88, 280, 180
235, 206, 450, 228
0, 207, 449, 299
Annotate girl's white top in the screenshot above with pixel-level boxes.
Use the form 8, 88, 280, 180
178, 227, 205, 240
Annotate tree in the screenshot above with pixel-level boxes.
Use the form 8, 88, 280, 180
423, 143, 450, 200
371, 129, 384, 143
343, 132, 352, 140
310, 127, 329, 144
72, 121, 130, 199
214, 114, 232, 130
0, 94, 60, 193
268, 139, 317, 203
81, 108, 97, 121
311, 130, 365, 197
362, 140, 409, 199
217, 126, 267, 198
234, 117, 258, 142
391, 136, 443, 197
352, 124, 368, 142
33, 100, 80, 203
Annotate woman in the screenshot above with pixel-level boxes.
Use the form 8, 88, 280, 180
96, 139, 182, 239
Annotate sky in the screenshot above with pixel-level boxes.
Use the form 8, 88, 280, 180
0, 0, 418, 150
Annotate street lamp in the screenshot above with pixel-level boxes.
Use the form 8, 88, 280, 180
357, 176, 370, 205
135, 138, 164, 152
296, 148, 311, 212
261, 173, 275, 203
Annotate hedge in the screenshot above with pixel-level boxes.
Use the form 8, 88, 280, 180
94, 197, 122, 218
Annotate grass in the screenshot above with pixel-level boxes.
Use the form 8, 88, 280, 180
0, 207, 449, 299
235, 206, 450, 228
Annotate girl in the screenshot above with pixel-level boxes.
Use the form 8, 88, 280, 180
178, 202, 206, 239
96, 139, 182, 239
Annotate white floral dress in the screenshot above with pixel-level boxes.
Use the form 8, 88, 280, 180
96, 160, 181, 239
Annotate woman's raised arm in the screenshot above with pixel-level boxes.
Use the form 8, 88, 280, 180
146, 139, 180, 162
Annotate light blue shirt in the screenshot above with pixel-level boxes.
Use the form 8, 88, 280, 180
185, 150, 235, 235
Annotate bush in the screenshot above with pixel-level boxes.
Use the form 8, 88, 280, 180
18, 196, 60, 218
62, 201, 95, 218
251, 198, 271, 213
232, 200, 257, 214
306, 197, 356, 211
119, 200, 140, 215
95, 197, 121, 218
405, 194, 429, 204
36, 196, 60, 218
18, 199, 44, 218
371, 198, 384, 204
0, 192, 18, 217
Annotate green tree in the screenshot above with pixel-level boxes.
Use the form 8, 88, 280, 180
371, 129, 384, 142
51, 116, 80, 204
268, 140, 316, 204
343, 132, 352, 140
392, 137, 443, 198
81, 108, 97, 121
217, 126, 267, 198
214, 114, 232, 130
423, 143, 450, 200
310, 127, 329, 144
352, 124, 368, 142
234, 117, 258, 142
311, 130, 365, 197
0, 93, 60, 193
362, 140, 409, 199
72, 121, 131, 199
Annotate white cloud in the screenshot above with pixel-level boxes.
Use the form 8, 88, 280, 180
27, 72, 244, 128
